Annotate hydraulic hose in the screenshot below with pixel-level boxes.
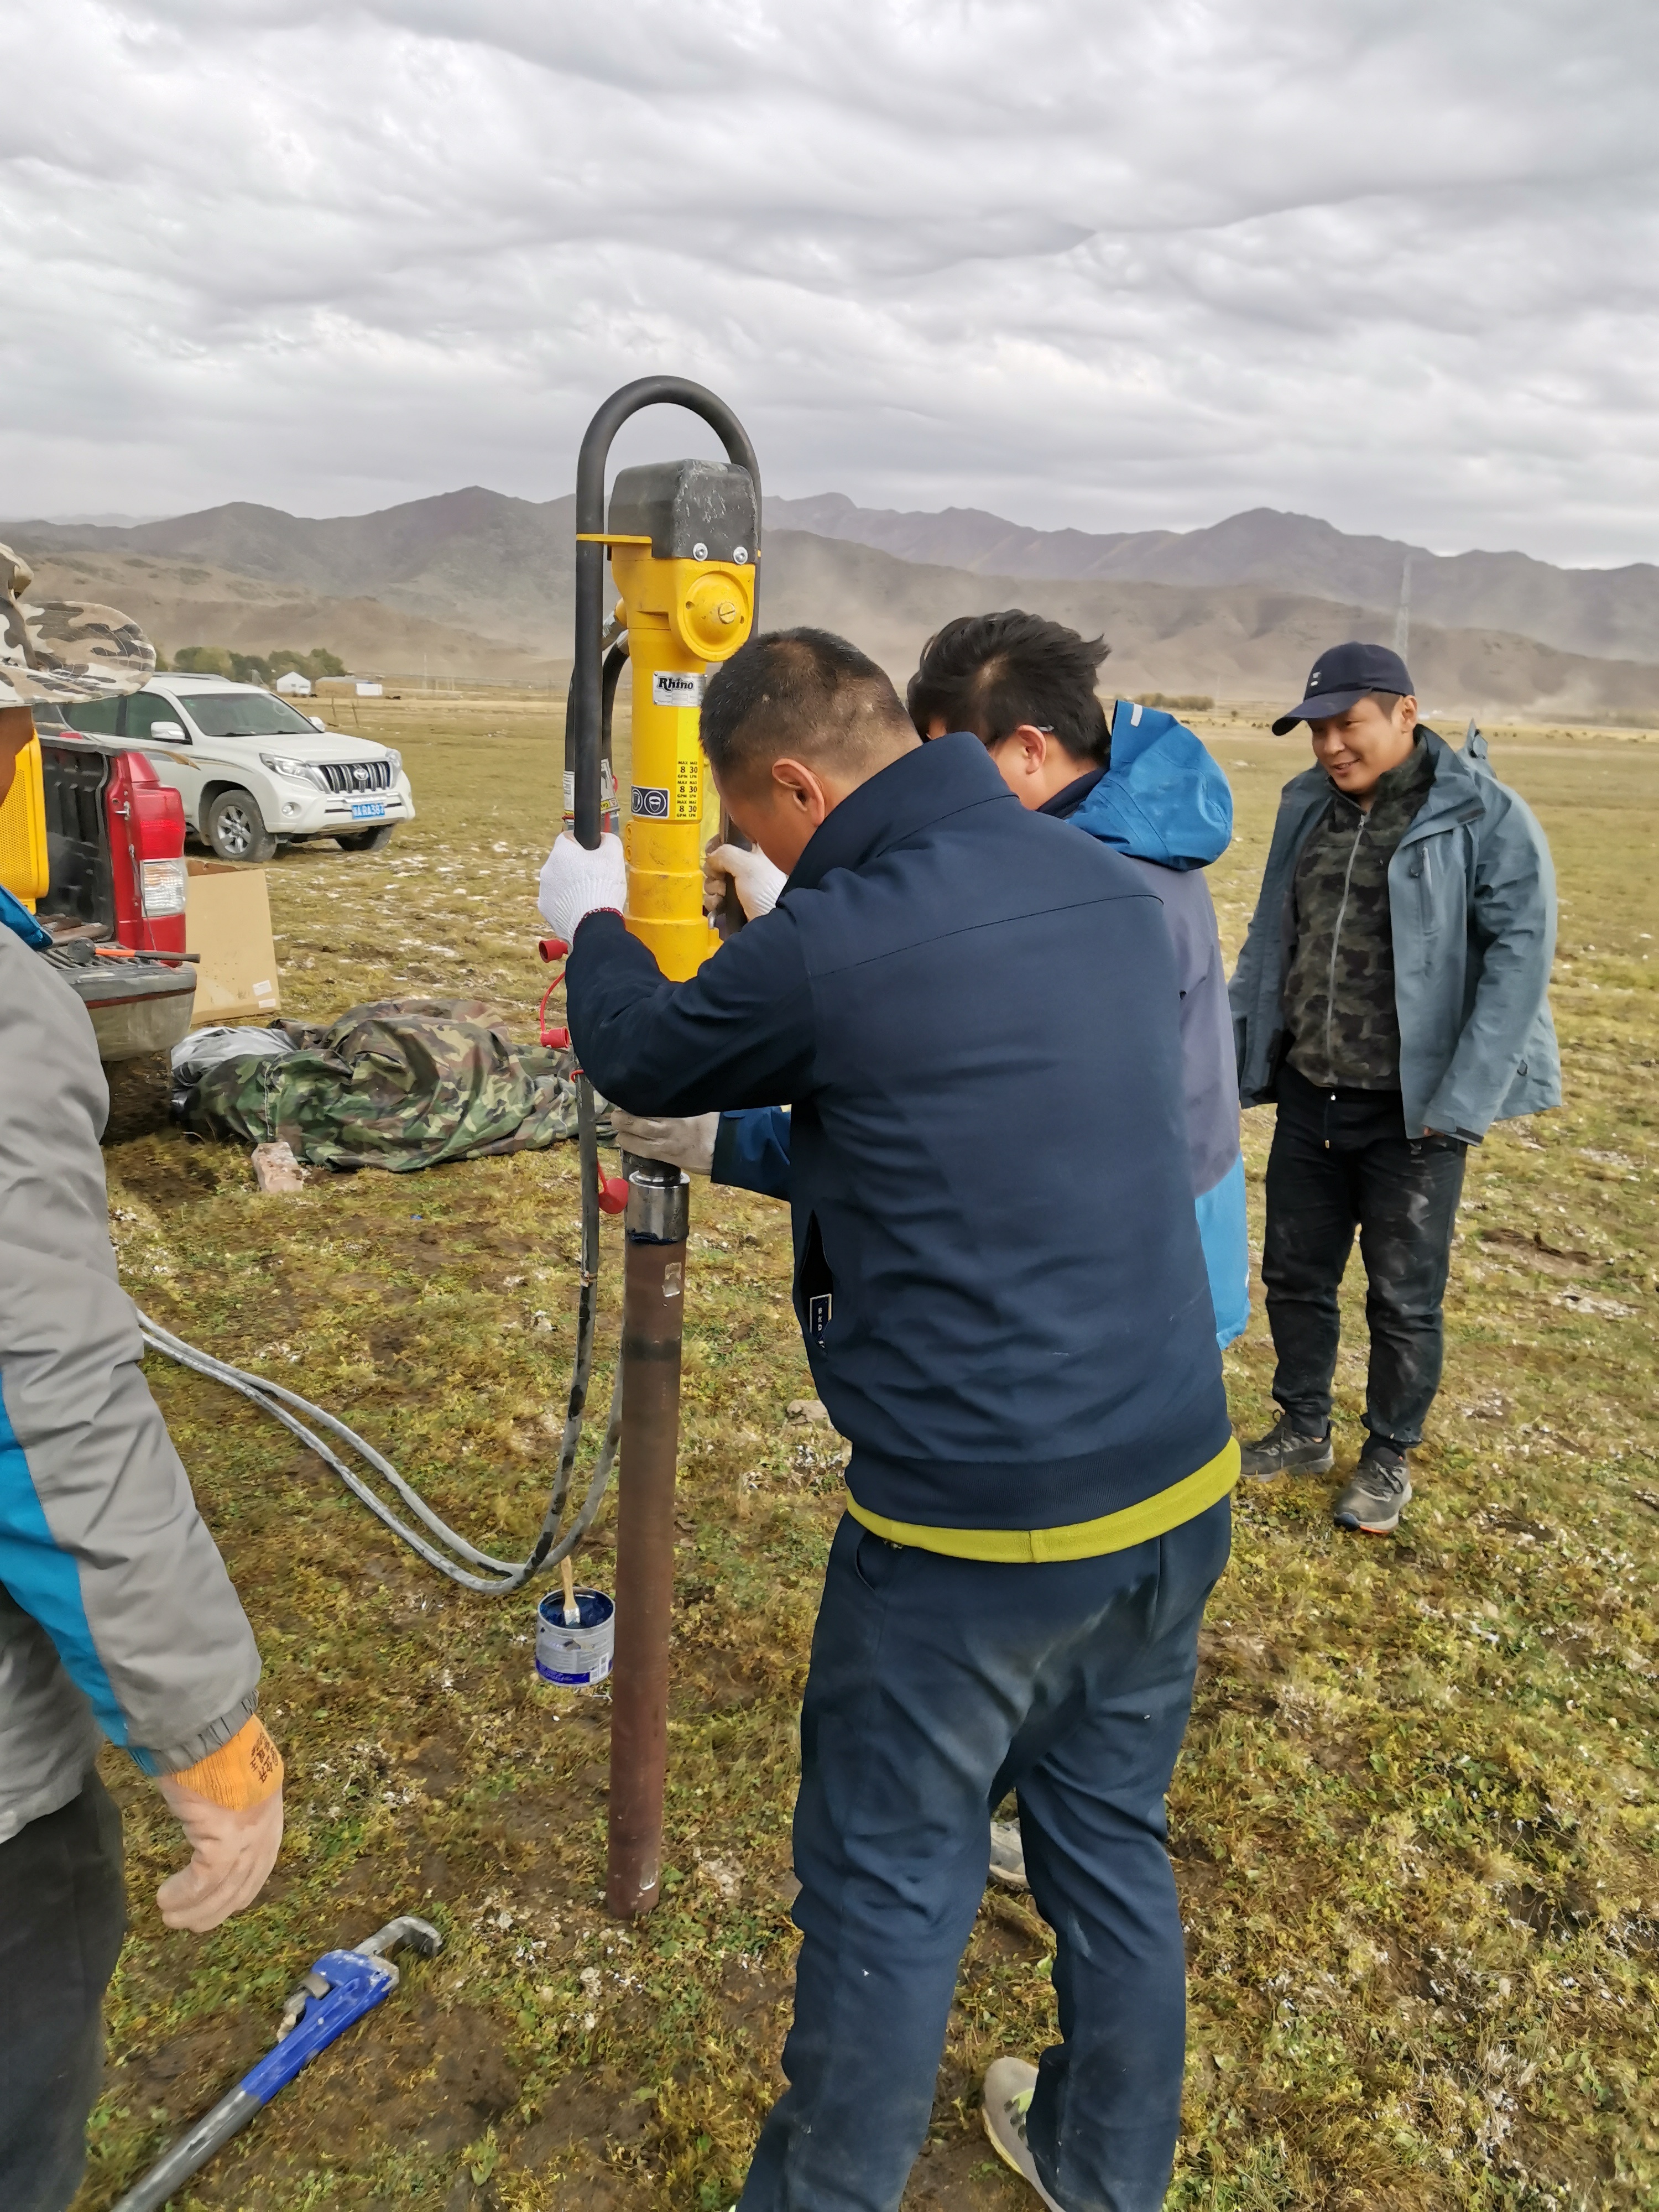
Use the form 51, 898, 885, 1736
134, 1076, 620, 1595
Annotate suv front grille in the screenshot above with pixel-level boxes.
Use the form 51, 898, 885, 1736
316, 760, 393, 794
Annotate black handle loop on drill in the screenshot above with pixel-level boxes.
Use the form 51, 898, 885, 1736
562, 638, 631, 830
571, 376, 762, 851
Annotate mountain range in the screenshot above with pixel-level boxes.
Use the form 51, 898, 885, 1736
13, 488, 577, 653
8, 489, 1659, 719
764, 495, 1659, 667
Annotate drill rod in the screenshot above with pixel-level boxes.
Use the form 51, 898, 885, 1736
606, 1154, 690, 1917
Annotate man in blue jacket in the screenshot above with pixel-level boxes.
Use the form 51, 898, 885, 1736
539, 628, 1236, 2212
1229, 641, 1559, 1535
677, 612, 1249, 1354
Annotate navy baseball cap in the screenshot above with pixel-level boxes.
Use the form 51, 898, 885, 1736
1272, 641, 1414, 734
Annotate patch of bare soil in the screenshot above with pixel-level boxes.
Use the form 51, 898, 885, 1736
101, 1056, 181, 1148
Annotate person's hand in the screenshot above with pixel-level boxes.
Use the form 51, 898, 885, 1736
154, 1715, 284, 1933
703, 839, 787, 921
539, 832, 627, 942
609, 1109, 718, 1177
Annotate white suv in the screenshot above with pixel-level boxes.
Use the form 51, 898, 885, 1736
64, 676, 417, 862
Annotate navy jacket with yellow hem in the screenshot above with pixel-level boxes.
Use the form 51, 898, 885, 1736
565, 733, 1234, 1550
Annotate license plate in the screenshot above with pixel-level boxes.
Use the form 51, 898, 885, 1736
350, 800, 386, 820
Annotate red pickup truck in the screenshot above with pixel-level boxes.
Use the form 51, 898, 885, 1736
29, 727, 200, 1060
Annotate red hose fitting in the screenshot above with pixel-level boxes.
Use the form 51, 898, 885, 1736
538, 977, 569, 1048
538, 940, 571, 1048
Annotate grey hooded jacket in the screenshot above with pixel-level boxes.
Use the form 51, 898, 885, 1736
0, 921, 262, 1843
1229, 727, 1559, 1140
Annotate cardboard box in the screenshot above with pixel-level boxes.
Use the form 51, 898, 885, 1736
185, 862, 281, 1021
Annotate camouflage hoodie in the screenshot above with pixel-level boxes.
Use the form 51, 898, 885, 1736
1283, 736, 1437, 1089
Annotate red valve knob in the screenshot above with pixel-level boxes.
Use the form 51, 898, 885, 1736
597, 1171, 629, 1214
538, 936, 570, 963
543, 1024, 571, 1049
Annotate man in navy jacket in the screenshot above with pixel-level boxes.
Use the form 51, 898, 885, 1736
540, 629, 1237, 2212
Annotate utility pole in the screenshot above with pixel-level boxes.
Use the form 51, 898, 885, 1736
1393, 555, 1413, 664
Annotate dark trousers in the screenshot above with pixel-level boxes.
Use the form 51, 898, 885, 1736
0, 1776, 126, 2212
1263, 1067, 1467, 1451
738, 1496, 1232, 2212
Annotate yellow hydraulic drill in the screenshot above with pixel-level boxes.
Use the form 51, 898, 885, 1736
566, 378, 760, 1917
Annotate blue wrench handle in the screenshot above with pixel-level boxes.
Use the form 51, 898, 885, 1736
238, 1949, 399, 2101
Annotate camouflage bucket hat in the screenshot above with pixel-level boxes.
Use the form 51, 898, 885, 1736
0, 541, 155, 709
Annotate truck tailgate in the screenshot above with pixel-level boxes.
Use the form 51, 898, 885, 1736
56, 958, 199, 1061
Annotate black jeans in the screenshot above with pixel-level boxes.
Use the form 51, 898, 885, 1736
1262, 1067, 1467, 1451
0, 1777, 127, 2212
738, 1498, 1232, 2212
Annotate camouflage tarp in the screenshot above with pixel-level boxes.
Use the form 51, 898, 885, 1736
180, 998, 585, 1172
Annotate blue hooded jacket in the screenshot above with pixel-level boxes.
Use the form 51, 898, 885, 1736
713, 702, 1251, 1348
1068, 699, 1234, 872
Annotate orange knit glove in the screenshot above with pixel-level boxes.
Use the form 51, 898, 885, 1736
165, 1713, 284, 1809
155, 1715, 284, 1932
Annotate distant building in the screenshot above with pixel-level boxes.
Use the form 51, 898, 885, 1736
275, 669, 313, 696
315, 676, 384, 697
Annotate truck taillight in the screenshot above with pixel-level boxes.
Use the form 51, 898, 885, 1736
108, 749, 189, 954
141, 857, 188, 917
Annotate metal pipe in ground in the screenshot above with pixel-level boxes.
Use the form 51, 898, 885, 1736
606, 1154, 689, 1918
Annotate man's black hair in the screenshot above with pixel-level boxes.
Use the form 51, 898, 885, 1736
906, 610, 1112, 765
701, 628, 915, 786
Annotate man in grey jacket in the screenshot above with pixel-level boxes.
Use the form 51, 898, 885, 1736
0, 573, 284, 2212
1229, 641, 1558, 1535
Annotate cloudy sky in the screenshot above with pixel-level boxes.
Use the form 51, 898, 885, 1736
4, 2, 1657, 563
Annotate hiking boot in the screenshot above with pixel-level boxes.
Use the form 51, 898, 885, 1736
989, 1819, 1028, 1890
1332, 1442, 1412, 1535
1238, 1414, 1333, 1481
982, 2058, 1066, 2211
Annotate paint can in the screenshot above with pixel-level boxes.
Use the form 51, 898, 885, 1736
535, 1586, 615, 1687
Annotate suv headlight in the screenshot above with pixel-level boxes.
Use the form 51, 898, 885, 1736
383, 748, 401, 773
260, 753, 326, 789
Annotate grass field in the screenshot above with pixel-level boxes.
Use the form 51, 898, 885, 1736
75, 696, 1658, 2211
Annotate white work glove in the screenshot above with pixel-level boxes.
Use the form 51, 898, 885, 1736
703, 841, 786, 921
538, 831, 628, 942
154, 1714, 285, 1932
609, 1109, 718, 1177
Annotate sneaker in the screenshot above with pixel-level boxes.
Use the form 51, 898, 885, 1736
988, 1819, 1028, 1890
1332, 1443, 1412, 1534
982, 2058, 1065, 2211
1238, 1414, 1334, 1481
